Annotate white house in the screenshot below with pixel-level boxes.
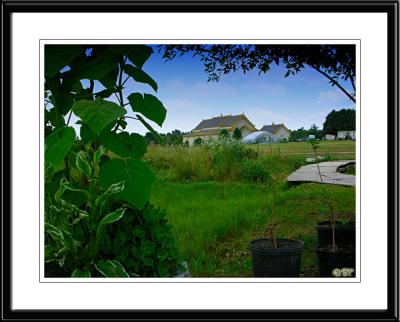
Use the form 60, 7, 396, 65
182, 113, 257, 146
325, 134, 336, 140
337, 130, 356, 140
260, 123, 291, 141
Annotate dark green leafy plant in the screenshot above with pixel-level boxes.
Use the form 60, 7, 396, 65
239, 159, 270, 183
100, 204, 183, 277
193, 137, 203, 146
44, 44, 181, 277
232, 127, 242, 140
219, 128, 229, 138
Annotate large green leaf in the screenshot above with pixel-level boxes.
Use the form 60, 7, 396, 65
46, 77, 75, 115
95, 259, 129, 277
76, 151, 92, 178
101, 132, 147, 159
46, 107, 65, 128
70, 49, 118, 81
45, 222, 63, 241
96, 207, 127, 236
71, 268, 91, 277
45, 127, 76, 168
124, 65, 158, 92
54, 177, 89, 203
45, 45, 83, 77
127, 93, 166, 127
135, 114, 162, 142
72, 99, 126, 134
99, 68, 119, 89
122, 45, 153, 69
95, 88, 115, 99
99, 158, 155, 209
95, 181, 125, 207
79, 123, 96, 144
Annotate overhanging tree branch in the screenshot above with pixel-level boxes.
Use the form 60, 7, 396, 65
310, 65, 356, 103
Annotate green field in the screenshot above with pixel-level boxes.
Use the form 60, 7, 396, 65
146, 140, 356, 277
248, 140, 356, 159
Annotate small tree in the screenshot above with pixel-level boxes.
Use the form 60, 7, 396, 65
232, 127, 242, 140
193, 137, 203, 146
309, 139, 323, 182
219, 129, 229, 138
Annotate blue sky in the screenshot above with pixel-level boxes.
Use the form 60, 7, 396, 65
78, 45, 355, 135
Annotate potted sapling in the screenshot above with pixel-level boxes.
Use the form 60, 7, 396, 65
316, 181, 355, 277
308, 140, 355, 276
309, 139, 355, 249
250, 149, 304, 277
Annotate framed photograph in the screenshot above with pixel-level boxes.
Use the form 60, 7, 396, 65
3, 1, 398, 320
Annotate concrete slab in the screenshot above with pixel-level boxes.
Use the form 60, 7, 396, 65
287, 160, 356, 187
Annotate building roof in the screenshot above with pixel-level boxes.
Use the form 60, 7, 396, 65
192, 114, 256, 132
260, 123, 291, 134
182, 129, 220, 137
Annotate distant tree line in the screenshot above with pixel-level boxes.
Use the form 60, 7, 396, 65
322, 108, 355, 134
290, 124, 324, 141
145, 127, 243, 146
145, 129, 186, 146
289, 108, 355, 141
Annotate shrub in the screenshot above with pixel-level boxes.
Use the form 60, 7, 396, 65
193, 137, 203, 146
232, 127, 242, 140
44, 142, 183, 278
219, 129, 230, 138
204, 136, 248, 180
243, 146, 258, 159
100, 204, 183, 277
239, 159, 270, 183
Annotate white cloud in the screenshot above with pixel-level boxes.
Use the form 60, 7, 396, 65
317, 89, 345, 104
244, 106, 291, 130
184, 81, 238, 98
157, 98, 210, 133
240, 80, 287, 96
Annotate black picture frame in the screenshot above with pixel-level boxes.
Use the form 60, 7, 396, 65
2, 1, 398, 320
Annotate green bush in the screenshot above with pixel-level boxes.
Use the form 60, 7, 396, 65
232, 127, 242, 140
204, 137, 246, 180
239, 159, 270, 183
100, 204, 183, 277
44, 141, 183, 278
193, 137, 203, 146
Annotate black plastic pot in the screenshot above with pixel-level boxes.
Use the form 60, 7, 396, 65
250, 238, 304, 277
316, 246, 355, 277
316, 221, 355, 247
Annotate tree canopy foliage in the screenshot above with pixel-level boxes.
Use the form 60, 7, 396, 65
290, 124, 324, 141
233, 127, 242, 140
219, 128, 230, 138
145, 129, 185, 145
323, 108, 356, 134
160, 44, 356, 103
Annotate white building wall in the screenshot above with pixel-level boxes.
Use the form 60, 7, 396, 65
337, 131, 356, 139
276, 127, 291, 139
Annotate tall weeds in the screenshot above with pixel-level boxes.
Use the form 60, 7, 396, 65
145, 141, 306, 183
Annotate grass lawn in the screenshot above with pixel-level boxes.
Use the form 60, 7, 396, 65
150, 180, 355, 277
146, 140, 356, 277
251, 140, 356, 159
